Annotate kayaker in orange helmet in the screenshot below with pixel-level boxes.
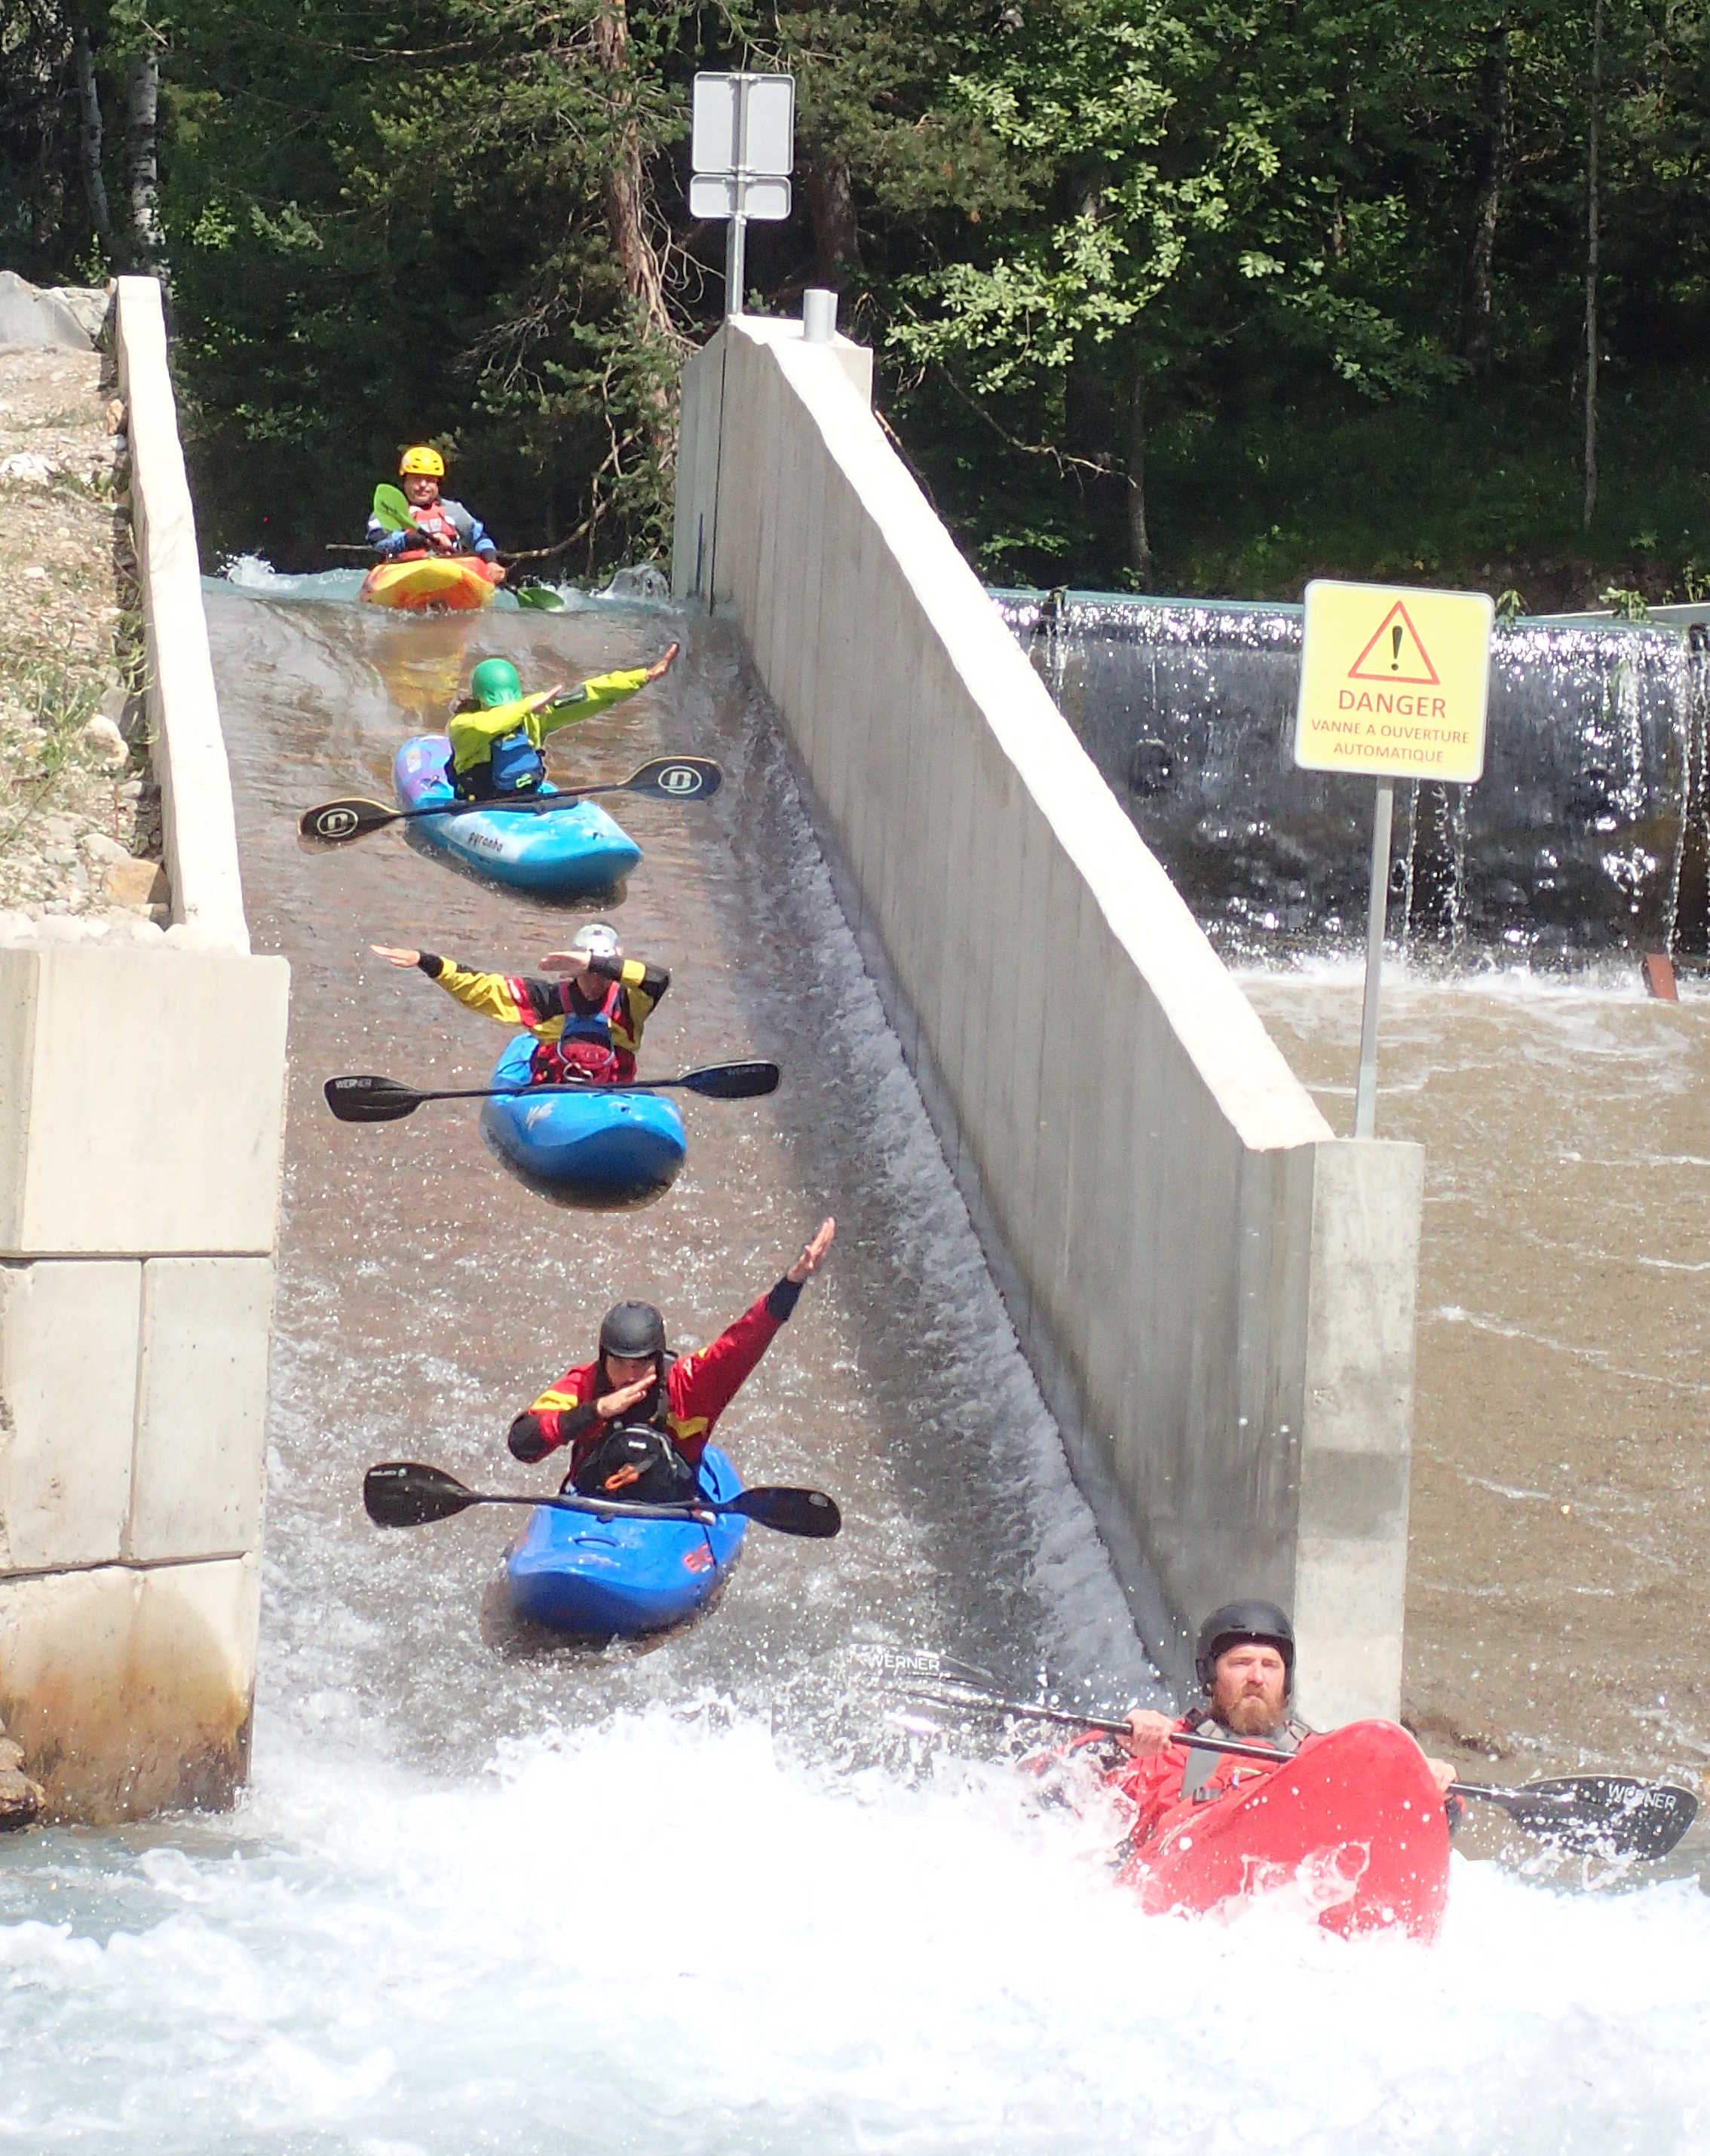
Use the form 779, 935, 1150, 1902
440, 646, 679, 801
1098, 1600, 1457, 1852
367, 445, 504, 575
506, 1219, 837, 1504
369, 920, 669, 1086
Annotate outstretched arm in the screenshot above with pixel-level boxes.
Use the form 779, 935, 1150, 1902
537, 644, 681, 743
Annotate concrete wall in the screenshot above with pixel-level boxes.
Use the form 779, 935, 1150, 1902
675, 319, 1423, 1725
0, 277, 290, 1821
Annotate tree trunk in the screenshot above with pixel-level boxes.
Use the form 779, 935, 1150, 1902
124, 44, 164, 273
591, 0, 672, 348
1583, 0, 1602, 534
803, 155, 860, 291
1460, 26, 1509, 377
74, 27, 115, 256
1127, 353, 1152, 589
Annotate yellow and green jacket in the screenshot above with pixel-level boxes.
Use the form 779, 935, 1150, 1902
413, 949, 669, 1083
446, 666, 652, 782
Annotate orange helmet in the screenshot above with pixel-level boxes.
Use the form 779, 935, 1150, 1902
399, 445, 445, 478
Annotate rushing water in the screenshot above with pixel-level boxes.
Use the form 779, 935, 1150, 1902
998, 592, 1710, 966
5, 569, 1710, 2154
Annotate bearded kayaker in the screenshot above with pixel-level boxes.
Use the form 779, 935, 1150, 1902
369, 922, 667, 1085
440, 646, 679, 801
506, 1219, 837, 1502
1102, 1600, 1458, 1847
367, 445, 504, 572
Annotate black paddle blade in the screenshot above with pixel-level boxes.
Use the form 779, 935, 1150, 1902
1486, 1775, 1699, 1859
299, 797, 394, 846
324, 1074, 422, 1123
680, 1061, 780, 1101
626, 755, 722, 802
731, 1486, 841, 1537
363, 1462, 480, 1528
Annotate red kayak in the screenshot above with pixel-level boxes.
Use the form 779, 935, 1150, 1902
1119, 1720, 1451, 1942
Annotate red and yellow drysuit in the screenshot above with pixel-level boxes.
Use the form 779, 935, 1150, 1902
507, 1277, 804, 1478
409, 949, 668, 1084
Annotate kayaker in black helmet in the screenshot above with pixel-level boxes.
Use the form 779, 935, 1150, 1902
505, 1219, 836, 1503
1095, 1600, 1457, 1851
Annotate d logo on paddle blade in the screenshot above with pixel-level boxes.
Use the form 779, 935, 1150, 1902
657, 764, 704, 796
315, 807, 360, 839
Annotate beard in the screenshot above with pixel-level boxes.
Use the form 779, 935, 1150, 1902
1221, 1691, 1287, 1737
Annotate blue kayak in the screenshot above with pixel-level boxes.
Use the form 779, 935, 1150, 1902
392, 734, 642, 897
504, 1445, 747, 1637
480, 1035, 687, 1205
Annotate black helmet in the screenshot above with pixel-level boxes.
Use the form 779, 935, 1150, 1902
598, 1300, 667, 1361
1194, 1600, 1295, 1695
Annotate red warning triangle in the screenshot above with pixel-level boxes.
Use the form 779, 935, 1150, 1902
1348, 601, 1440, 686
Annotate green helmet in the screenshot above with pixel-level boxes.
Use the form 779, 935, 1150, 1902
470, 657, 523, 709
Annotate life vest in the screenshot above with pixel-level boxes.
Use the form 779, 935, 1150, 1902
486, 727, 546, 795
403, 501, 462, 550
532, 978, 628, 1084
1176, 1709, 1313, 1801
568, 1418, 701, 1506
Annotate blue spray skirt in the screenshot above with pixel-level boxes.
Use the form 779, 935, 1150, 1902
479, 1036, 687, 1205
392, 736, 642, 896
504, 1445, 747, 1637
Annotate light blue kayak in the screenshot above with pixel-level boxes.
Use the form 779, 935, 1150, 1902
479, 1034, 687, 1205
392, 734, 641, 896
504, 1445, 746, 1637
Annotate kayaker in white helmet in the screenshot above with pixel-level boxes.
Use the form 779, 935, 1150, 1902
369, 920, 670, 1086
1099, 1600, 1457, 1851
366, 443, 504, 571
437, 645, 679, 801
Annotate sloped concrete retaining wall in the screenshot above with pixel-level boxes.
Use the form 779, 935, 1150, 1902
674, 320, 1423, 1724
0, 277, 289, 1821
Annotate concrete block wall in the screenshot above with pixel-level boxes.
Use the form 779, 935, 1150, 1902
674, 318, 1423, 1724
0, 279, 290, 1821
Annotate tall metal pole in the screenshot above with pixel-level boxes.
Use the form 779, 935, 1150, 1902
725, 76, 749, 319
1353, 776, 1395, 1138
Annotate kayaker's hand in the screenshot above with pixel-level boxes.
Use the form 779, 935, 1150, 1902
487, 561, 507, 583
644, 641, 680, 684
1425, 1755, 1457, 1797
594, 1374, 656, 1421
786, 1217, 836, 1285
1121, 1709, 1177, 1759
370, 945, 421, 968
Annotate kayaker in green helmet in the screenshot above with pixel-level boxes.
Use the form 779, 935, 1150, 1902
1093, 1601, 1457, 1851
446, 643, 679, 801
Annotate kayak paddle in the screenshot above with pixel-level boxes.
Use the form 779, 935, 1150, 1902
298, 756, 722, 847
325, 1061, 779, 1122
372, 481, 412, 532
896, 1682, 1699, 1861
363, 1460, 841, 1539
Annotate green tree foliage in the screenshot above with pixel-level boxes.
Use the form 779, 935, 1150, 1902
2, 0, 1707, 592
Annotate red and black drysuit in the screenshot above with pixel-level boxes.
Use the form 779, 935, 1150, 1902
507, 1276, 805, 1496
410, 948, 668, 1085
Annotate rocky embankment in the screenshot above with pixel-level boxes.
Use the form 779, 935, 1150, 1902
0, 285, 168, 945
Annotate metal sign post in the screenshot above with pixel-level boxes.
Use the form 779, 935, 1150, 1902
691, 72, 795, 320
1293, 579, 1495, 1138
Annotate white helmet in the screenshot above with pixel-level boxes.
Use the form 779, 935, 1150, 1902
578, 921, 621, 960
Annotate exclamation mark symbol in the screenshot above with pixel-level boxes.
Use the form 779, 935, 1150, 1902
1390, 624, 1403, 672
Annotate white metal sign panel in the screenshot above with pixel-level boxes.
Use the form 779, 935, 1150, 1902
691, 72, 795, 176
688, 173, 792, 222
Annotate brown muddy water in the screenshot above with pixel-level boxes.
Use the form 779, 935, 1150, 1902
1248, 969, 1710, 1796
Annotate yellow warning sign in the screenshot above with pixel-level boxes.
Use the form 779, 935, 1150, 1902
1295, 580, 1493, 783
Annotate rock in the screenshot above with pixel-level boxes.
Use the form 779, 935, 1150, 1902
106, 397, 126, 435
0, 1738, 24, 1772
104, 856, 168, 908
44, 845, 78, 868
81, 831, 130, 865
81, 713, 127, 765
0, 271, 96, 351
0, 452, 54, 486
0, 1765, 44, 1832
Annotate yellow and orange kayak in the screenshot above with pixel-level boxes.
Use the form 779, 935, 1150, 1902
359, 554, 502, 612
